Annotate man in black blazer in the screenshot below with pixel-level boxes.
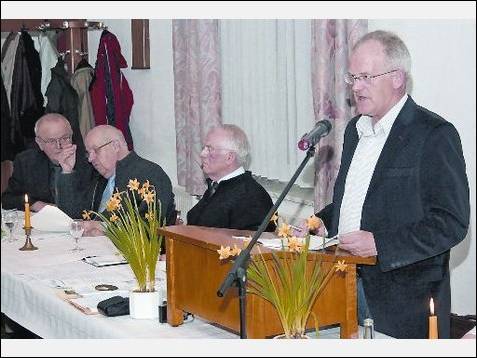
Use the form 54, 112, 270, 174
316, 31, 469, 338
2, 113, 93, 213
187, 124, 275, 232
56, 125, 176, 234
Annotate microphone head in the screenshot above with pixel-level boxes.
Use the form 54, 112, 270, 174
297, 119, 332, 150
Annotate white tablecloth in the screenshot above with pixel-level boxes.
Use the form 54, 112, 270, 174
1, 229, 237, 339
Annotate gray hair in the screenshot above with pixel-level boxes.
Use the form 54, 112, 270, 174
34, 113, 71, 136
220, 124, 250, 167
354, 30, 412, 88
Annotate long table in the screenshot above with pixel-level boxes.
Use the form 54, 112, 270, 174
1, 230, 236, 339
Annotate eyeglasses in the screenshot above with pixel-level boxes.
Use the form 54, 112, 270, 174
344, 69, 398, 85
201, 145, 235, 154
38, 134, 72, 147
85, 140, 113, 158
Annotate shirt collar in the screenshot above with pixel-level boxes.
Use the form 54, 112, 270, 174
356, 94, 408, 138
216, 167, 245, 183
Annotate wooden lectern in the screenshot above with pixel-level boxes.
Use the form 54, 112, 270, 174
160, 225, 375, 338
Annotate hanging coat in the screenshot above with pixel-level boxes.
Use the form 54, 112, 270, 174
10, 31, 44, 151
1, 32, 20, 108
45, 58, 84, 152
90, 30, 134, 150
71, 64, 95, 140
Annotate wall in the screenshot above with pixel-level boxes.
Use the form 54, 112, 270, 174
89, 19, 474, 314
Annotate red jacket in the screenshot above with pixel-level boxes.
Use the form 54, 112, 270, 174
90, 30, 134, 150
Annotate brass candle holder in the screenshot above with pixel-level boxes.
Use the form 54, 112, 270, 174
19, 226, 38, 251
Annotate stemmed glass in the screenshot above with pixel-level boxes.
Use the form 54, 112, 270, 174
69, 219, 85, 252
3, 210, 19, 242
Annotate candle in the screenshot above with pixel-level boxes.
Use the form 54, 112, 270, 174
24, 194, 31, 229
429, 298, 438, 339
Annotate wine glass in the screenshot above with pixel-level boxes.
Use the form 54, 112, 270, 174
69, 219, 85, 252
3, 210, 19, 242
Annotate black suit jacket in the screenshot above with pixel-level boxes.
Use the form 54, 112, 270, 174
187, 171, 275, 232
318, 96, 469, 338
1, 148, 94, 212
57, 151, 176, 225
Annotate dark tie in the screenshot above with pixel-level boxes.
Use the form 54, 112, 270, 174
206, 179, 219, 199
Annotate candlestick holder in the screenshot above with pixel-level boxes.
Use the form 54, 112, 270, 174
19, 226, 38, 251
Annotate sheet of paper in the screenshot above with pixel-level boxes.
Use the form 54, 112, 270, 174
30, 205, 73, 232
258, 235, 339, 251
82, 255, 128, 267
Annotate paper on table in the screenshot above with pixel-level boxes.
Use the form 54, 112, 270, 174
258, 235, 339, 251
30, 205, 73, 232
82, 255, 128, 267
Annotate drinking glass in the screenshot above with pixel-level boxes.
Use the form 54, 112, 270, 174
70, 219, 85, 252
3, 210, 19, 242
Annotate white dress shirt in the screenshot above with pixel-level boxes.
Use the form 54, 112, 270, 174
338, 95, 408, 234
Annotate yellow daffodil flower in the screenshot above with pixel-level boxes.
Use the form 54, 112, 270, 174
278, 223, 293, 238
270, 211, 279, 226
217, 245, 232, 260
106, 197, 121, 212
230, 244, 242, 256
287, 236, 304, 253
335, 260, 347, 272
143, 191, 155, 205
127, 178, 140, 191
82, 210, 92, 220
110, 213, 119, 222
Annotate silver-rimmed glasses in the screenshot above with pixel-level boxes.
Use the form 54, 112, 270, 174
85, 140, 114, 159
37, 134, 73, 148
344, 69, 398, 86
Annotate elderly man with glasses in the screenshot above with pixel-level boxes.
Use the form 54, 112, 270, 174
56, 124, 176, 235
2, 113, 93, 213
313, 31, 469, 338
187, 124, 275, 232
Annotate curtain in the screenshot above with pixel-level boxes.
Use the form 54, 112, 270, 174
172, 20, 222, 195
311, 19, 367, 211
220, 20, 315, 187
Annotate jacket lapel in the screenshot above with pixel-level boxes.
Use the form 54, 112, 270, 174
365, 96, 417, 197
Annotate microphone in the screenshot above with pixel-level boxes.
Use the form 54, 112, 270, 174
297, 119, 332, 151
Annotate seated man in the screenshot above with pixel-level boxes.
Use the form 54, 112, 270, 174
187, 124, 275, 231
2, 113, 92, 213
57, 125, 176, 235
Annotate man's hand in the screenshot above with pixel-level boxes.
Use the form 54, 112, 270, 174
83, 220, 105, 237
57, 144, 77, 173
338, 230, 377, 257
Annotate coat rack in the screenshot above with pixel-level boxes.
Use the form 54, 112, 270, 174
1, 19, 107, 74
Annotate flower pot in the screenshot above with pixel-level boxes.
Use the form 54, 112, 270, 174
129, 290, 159, 319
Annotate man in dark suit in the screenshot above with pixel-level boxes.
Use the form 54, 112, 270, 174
187, 124, 275, 232
2, 113, 92, 213
56, 125, 176, 235
316, 31, 469, 338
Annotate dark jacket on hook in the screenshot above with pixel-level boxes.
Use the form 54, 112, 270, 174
90, 30, 134, 150
10, 31, 44, 151
45, 58, 85, 152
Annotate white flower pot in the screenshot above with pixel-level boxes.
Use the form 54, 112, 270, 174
129, 290, 159, 319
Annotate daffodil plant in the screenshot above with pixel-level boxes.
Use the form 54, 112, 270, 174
246, 214, 347, 338
83, 179, 163, 292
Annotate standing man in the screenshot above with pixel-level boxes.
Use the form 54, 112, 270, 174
187, 124, 275, 232
316, 31, 469, 338
2, 113, 92, 212
56, 125, 176, 234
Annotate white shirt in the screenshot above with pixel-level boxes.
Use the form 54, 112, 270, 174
216, 166, 245, 183
338, 94, 408, 234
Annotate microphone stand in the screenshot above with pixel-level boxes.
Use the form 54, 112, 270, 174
217, 145, 316, 339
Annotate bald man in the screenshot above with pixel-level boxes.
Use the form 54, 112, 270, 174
56, 125, 176, 234
2, 113, 93, 212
